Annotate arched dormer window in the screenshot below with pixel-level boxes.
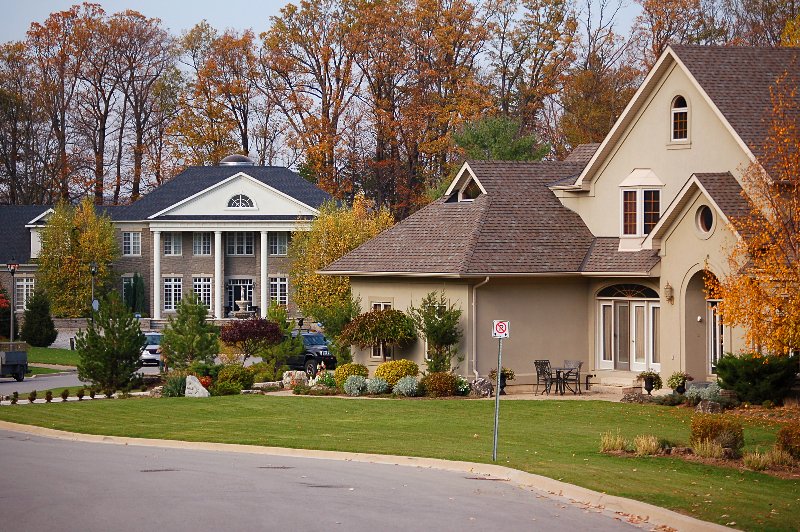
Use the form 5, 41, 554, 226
671, 96, 689, 142
227, 194, 254, 208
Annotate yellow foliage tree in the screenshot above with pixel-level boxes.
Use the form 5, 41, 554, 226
289, 194, 394, 317
37, 198, 118, 318
709, 73, 800, 353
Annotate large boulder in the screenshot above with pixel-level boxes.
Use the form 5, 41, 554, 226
469, 377, 494, 398
695, 399, 722, 414
185, 375, 210, 398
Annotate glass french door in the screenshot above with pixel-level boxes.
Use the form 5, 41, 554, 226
599, 300, 660, 372
707, 300, 723, 373
226, 279, 253, 311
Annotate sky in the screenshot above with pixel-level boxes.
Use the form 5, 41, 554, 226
1, 0, 640, 43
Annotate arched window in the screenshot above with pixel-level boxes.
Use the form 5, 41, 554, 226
227, 194, 254, 208
597, 284, 658, 299
671, 96, 688, 141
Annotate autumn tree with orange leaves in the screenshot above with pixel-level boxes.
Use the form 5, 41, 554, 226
709, 73, 800, 354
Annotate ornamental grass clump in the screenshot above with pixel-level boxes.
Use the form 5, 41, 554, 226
392, 375, 419, 397
375, 359, 419, 388
633, 434, 661, 456
366, 377, 389, 395
599, 430, 628, 453
334, 363, 369, 387
694, 439, 725, 459
344, 375, 367, 396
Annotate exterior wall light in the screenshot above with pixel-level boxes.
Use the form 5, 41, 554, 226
664, 282, 674, 304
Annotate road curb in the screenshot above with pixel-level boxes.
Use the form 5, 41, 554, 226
0, 420, 731, 531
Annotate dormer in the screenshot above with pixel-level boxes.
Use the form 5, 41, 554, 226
444, 162, 487, 203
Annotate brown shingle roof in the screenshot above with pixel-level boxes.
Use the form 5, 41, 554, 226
580, 238, 661, 274
564, 143, 600, 164
671, 45, 800, 158
694, 172, 750, 221
324, 161, 594, 275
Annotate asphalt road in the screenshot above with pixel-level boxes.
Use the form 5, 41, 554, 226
0, 366, 160, 395
0, 429, 642, 532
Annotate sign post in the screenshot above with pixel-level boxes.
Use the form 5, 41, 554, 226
491, 320, 509, 462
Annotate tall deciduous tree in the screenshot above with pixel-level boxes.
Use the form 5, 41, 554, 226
632, 0, 701, 69
37, 197, 118, 317
709, 74, 800, 353
289, 195, 394, 318
261, 0, 362, 198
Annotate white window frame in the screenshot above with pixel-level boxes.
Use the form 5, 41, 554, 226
269, 276, 288, 306
649, 304, 661, 372
619, 189, 661, 237
226, 278, 254, 311
122, 231, 141, 256
670, 95, 689, 143
268, 232, 288, 256
193, 232, 212, 256
227, 194, 255, 209
596, 297, 660, 372
163, 232, 182, 256
163, 277, 182, 312
226, 232, 254, 256
370, 301, 393, 360
192, 276, 212, 309
15, 277, 35, 311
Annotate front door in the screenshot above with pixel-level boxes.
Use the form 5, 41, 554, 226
226, 279, 253, 311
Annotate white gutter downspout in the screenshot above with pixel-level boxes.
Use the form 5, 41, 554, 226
472, 276, 490, 380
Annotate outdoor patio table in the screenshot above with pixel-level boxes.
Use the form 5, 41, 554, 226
551, 367, 579, 395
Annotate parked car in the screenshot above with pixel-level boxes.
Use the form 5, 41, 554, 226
139, 332, 163, 366
286, 331, 337, 377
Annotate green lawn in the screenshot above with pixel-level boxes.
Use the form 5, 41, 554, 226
27, 347, 79, 367
0, 397, 796, 530
26, 366, 62, 375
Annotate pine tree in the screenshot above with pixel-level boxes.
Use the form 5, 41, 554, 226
160, 291, 219, 368
76, 293, 145, 394
20, 291, 58, 347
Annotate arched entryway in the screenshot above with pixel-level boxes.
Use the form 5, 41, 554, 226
596, 284, 660, 372
684, 270, 723, 379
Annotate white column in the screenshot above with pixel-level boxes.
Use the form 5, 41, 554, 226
260, 230, 268, 318
152, 231, 162, 320
214, 231, 223, 319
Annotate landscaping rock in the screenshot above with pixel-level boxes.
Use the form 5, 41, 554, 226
185, 375, 210, 398
149, 386, 163, 398
695, 399, 722, 414
469, 377, 494, 398
671, 447, 693, 455
620, 392, 646, 403
282, 370, 308, 388
241, 389, 263, 395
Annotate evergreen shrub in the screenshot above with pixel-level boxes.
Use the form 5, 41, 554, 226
393, 375, 419, 397
375, 359, 419, 388
366, 377, 389, 395
334, 363, 369, 387
20, 291, 58, 347
344, 375, 367, 396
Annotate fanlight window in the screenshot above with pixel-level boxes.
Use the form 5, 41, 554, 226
228, 194, 254, 208
598, 284, 658, 299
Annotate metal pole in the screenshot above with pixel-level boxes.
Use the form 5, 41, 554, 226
492, 337, 502, 461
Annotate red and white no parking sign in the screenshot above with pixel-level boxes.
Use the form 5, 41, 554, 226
492, 320, 509, 338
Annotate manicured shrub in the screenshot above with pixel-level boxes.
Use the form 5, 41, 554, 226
690, 414, 744, 455
249, 361, 283, 383
420, 372, 458, 397
209, 381, 242, 396
344, 375, 367, 396
375, 359, 419, 388
715, 353, 798, 404
393, 375, 419, 397
45, 391, 53, 403
366, 377, 389, 395
11, 391, 18, 404
60, 389, 69, 402
334, 363, 369, 387
216, 364, 255, 390
20, 290, 58, 347
776, 421, 800, 459
633, 434, 661, 456
76, 388, 85, 400
599, 430, 628, 453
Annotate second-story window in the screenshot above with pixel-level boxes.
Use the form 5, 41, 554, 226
163, 232, 182, 256
621, 189, 660, 237
226, 232, 254, 255
122, 232, 141, 256
268, 232, 288, 255
193, 232, 211, 256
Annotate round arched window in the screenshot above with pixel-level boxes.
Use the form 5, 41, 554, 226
227, 194, 254, 208
696, 205, 714, 233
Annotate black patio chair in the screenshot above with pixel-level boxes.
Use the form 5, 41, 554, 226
533, 359, 555, 395
562, 359, 583, 395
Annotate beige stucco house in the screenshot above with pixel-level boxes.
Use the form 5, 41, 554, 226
323, 45, 798, 389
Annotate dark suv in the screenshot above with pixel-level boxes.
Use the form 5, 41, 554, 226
287, 331, 337, 377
